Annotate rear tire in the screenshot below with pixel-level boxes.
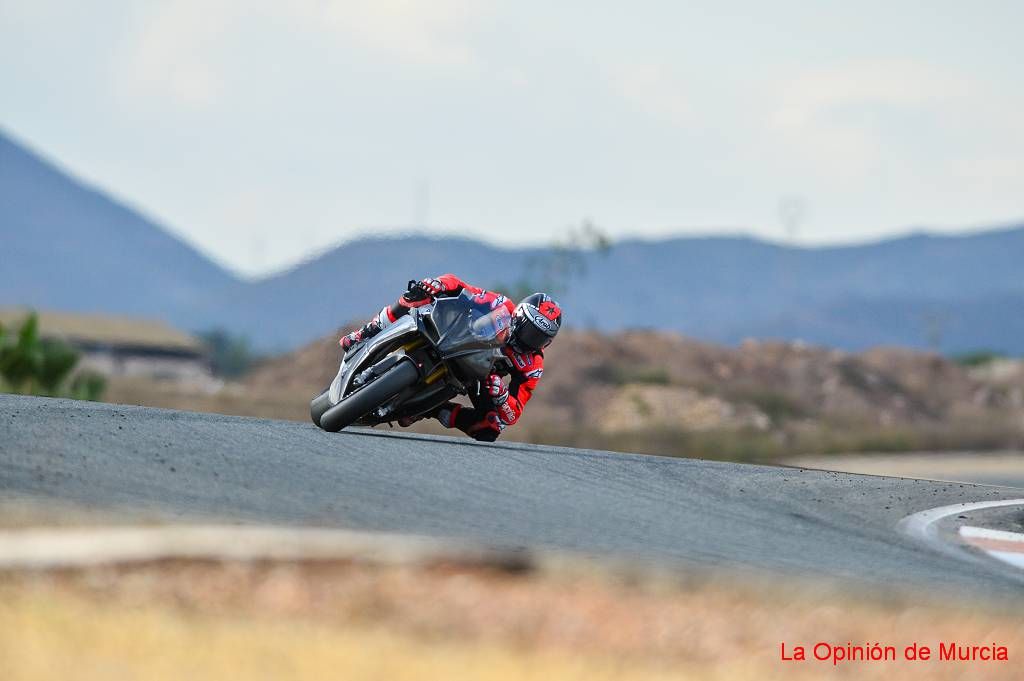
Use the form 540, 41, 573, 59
319, 359, 419, 433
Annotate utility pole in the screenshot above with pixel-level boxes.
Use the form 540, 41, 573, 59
778, 196, 806, 244
776, 197, 808, 339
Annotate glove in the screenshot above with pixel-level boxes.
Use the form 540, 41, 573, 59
418, 277, 448, 296
402, 277, 447, 306
484, 374, 508, 405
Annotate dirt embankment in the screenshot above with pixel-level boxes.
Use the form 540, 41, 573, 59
242, 328, 1024, 461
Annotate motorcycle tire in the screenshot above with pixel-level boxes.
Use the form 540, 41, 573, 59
318, 358, 420, 433
310, 389, 331, 427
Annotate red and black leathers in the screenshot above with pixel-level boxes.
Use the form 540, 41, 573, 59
344, 274, 545, 442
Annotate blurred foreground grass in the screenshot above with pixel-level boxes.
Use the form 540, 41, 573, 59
1, 588, 681, 681
2, 560, 1022, 681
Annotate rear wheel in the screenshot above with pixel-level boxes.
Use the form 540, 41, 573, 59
319, 359, 420, 433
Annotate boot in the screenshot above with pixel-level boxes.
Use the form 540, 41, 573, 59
339, 318, 381, 351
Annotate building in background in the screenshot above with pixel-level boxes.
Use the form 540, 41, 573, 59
0, 309, 210, 383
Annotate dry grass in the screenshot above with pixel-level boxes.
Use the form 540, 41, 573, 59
2, 560, 1022, 681
1, 587, 686, 681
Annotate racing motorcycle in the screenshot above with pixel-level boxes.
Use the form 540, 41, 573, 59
310, 287, 512, 432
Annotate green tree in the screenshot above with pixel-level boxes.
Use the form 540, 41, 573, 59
37, 340, 80, 395
0, 312, 104, 400
492, 219, 613, 300
199, 329, 259, 378
69, 371, 107, 401
0, 313, 43, 392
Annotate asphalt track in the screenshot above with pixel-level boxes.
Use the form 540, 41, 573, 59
2, 395, 1023, 598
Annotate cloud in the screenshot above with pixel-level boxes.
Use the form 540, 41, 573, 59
610, 63, 693, 126
764, 59, 1000, 178
771, 58, 974, 129
111, 0, 488, 111
308, 0, 486, 70
113, 3, 240, 110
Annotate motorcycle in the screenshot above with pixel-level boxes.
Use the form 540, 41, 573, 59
310, 287, 513, 433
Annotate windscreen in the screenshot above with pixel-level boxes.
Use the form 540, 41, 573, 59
470, 304, 512, 343
430, 293, 511, 353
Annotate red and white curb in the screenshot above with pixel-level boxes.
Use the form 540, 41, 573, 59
897, 498, 1024, 572
958, 526, 1024, 570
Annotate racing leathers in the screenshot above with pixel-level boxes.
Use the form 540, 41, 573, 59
341, 274, 544, 442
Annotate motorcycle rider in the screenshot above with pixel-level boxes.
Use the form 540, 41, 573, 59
340, 275, 562, 442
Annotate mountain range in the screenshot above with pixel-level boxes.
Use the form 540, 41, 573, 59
2, 129, 1022, 354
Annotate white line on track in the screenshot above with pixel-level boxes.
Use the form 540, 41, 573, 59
897, 498, 1024, 571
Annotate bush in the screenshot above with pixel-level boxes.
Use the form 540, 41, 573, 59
0, 312, 105, 400
199, 329, 259, 378
953, 350, 1006, 367
69, 371, 107, 401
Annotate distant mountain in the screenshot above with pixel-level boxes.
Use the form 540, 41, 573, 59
2, 129, 1022, 354
0, 130, 239, 325
213, 228, 1024, 353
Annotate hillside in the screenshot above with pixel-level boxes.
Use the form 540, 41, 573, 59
3, 129, 1023, 354
212, 228, 1024, 352
245, 328, 1024, 460
0, 130, 239, 324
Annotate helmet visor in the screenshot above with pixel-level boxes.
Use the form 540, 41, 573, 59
512, 317, 554, 351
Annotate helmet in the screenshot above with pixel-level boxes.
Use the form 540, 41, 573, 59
510, 293, 562, 352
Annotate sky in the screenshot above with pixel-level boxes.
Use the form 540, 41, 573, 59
2, 0, 1022, 277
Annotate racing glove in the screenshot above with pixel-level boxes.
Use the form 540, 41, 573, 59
418, 277, 449, 296
401, 277, 448, 307
484, 374, 509, 405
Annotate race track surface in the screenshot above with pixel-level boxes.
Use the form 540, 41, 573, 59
2, 395, 1023, 598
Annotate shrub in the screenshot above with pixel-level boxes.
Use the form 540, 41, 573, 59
953, 350, 1006, 367
0, 312, 105, 400
198, 329, 259, 378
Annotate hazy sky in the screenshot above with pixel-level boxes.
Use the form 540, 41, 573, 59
2, 1, 1022, 276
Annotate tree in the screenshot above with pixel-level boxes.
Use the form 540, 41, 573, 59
199, 329, 259, 378
37, 339, 79, 395
0, 312, 104, 400
492, 219, 613, 300
0, 313, 43, 391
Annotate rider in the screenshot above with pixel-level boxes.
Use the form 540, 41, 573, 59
340, 275, 562, 442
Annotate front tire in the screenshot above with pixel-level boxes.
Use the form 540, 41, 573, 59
319, 359, 419, 433
310, 389, 331, 427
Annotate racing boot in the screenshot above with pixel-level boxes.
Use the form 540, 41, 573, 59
339, 320, 379, 352
340, 284, 433, 352
434, 403, 461, 429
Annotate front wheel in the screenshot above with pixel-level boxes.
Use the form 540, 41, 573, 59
310, 389, 331, 427
318, 359, 419, 433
